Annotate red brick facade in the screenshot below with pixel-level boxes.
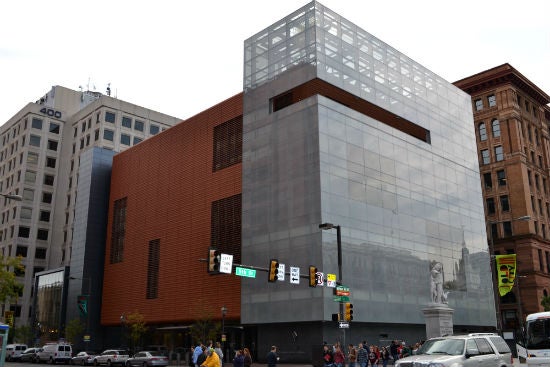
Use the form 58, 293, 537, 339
101, 93, 243, 326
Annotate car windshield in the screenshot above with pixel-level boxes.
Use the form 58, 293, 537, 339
148, 352, 163, 357
416, 339, 465, 356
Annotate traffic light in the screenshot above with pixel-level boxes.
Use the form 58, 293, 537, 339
309, 266, 317, 287
345, 302, 353, 321
268, 259, 279, 282
208, 248, 221, 273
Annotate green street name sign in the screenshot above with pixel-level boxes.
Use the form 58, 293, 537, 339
333, 296, 350, 302
235, 267, 257, 278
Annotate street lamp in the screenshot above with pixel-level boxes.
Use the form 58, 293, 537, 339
319, 223, 342, 318
487, 215, 530, 333
0, 193, 23, 202
221, 306, 227, 362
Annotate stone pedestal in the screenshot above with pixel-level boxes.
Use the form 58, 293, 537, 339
422, 303, 454, 339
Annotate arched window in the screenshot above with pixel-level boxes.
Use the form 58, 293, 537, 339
492, 119, 501, 138
479, 122, 487, 141
544, 289, 548, 297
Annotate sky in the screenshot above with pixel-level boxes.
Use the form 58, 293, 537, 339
1, 0, 549, 125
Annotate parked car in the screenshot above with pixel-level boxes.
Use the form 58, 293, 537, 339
93, 350, 130, 366
36, 342, 73, 364
126, 351, 169, 367
20, 347, 43, 363
6, 344, 28, 362
395, 333, 513, 367
71, 351, 98, 365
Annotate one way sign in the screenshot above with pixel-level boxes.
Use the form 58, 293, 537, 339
290, 267, 300, 284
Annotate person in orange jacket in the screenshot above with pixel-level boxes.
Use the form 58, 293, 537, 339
201, 348, 221, 367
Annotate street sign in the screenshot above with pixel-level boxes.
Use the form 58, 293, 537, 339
290, 266, 300, 284
235, 267, 257, 278
333, 296, 350, 302
277, 263, 285, 281
316, 272, 324, 286
220, 254, 233, 274
83, 335, 91, 342
327, 274, 337, 287
335, 286, 350, 296
339, 321, 350, 329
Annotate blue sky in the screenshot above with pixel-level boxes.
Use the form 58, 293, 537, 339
1, 0, 548, 124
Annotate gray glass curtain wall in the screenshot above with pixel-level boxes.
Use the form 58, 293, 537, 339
242, 1, 491, 327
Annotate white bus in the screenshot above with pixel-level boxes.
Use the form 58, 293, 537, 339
517, 312, 550, 367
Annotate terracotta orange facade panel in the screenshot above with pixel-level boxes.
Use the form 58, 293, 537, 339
102, 93, 243, 326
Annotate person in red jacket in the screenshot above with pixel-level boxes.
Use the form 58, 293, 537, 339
333, 345, 345, 367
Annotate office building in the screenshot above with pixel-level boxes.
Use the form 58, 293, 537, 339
102, 1, 493, 361
0, 85, 180, 346
455, 64, 550, 330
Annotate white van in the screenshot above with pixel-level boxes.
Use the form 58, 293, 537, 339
36, 342, 73, 364
6, 344, 28, 361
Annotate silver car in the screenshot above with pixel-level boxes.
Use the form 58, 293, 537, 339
126, 351, 169, 367
395, 333, 513, 367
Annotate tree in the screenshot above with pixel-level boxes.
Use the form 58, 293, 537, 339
0, 255, 24, 303
14, 324, 33, 345
189, 313, 221, 345
541, 295, 550, 311
65, 319, 85, 344
126, 311, 148, 352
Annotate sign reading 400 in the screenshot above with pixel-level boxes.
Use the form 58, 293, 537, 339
40, 107, 62, 119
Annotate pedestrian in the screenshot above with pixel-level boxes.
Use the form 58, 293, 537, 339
194, 344, 205, 367
400, 343, 411, 358
389, 341, 399, 363
233, 350, 244, 367
201, 348, 221, 367
367, 346, 378, 367
323, 344, 334, 367
196, 347, 207, 367
267, 346, 278, 367
379, 347, 390, 367
356, 343, 368, 367
215, 342, 224, 367
334, 345, 345, 367
243, 348, 252, 367
348, 344, 357, 367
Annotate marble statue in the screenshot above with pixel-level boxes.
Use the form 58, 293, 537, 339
430, 262, 444, 304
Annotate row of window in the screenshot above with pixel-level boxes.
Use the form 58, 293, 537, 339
481, 146, 503, 164
486, 195, 510, 214
14, 245, 47, 259
474, 94, 497, 111
78, 111, 161, 135
478, 119, 500, 141
17, 226, 49, 241
31, 118, 60, 134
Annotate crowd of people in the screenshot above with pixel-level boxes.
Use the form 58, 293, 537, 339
323, 340, 424, 367
190, 341, 255, 367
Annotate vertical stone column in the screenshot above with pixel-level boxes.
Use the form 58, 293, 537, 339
422, 304, 454, 339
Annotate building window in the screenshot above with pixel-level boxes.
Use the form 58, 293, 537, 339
211, 194, 242, 264
481, 149, 490, 164
491, 223, 498, 239
23, 189, 34, 201
35, 247, 47, 259
213, 116, 243, 172
540, 199, 544, 215
105, 111, 116, 123
37, 229, 48, 241
29, 135, 41, 147
46, 157, 56, 168
479, 123, 487, 141
110, 197, 127, 264
18, 226, 30, 238
149, 124, 160, 135
104, 129, 114, 141
495, 146, 503, 161
503, 221, 512, 237
32, 118, 43, 130
483, 172, 492, 189
20, 207, 32, 220
133, 137, 142, 145
25, 171, 36, 183
475, 99, 483, 111
120, 134, 131, 145
532, 196, 536, 211
27, 152, 39, 165
47, 140, 58, 151
146, 239, 160, 299
43, 174, 54, 186
42, 192, 52, 204
486, 198, 495, 214
497, 170, 506, 186
49, 122, 60, 134
492, 119, 501, 138
81, 122, 86, 132
39, 210, 50, 222
528, 171, 532, 186
543, 224, 547, 239
134, 120, 144, 132
539, 249, 544, 271
122, 116, 132, 128
16, 245, 28, 257
488, 94, 496, 107
500, 196, 510, 212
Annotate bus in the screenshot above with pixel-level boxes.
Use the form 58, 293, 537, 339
517, 312, 550, 367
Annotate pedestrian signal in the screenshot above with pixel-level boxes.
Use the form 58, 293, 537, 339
208, 248, 221, 273
268, 259, 279, 282
345, 302, 353, 321
309, 266, 317, 287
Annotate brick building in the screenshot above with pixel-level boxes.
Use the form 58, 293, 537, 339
455, 63, 550, 331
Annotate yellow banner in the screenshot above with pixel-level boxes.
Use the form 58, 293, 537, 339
496, 254, 516, 296
4, 310, 14, 328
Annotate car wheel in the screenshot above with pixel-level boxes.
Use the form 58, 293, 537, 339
94, 360, 99, 367
82, 360, 86, 366
106, 360, 111, 367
